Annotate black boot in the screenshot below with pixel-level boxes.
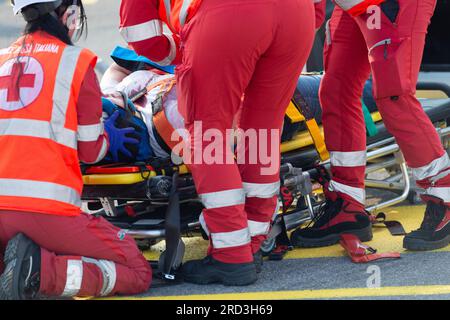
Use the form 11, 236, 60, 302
291, 197, 372, 248
253, 250, 263, 274
404, 195, 450, 251
0, 233, 41, 300
181, 256, 257, 286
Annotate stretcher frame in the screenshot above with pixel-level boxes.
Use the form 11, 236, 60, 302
81, 82, 450, 281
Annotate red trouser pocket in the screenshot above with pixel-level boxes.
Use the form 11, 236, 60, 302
369, 37, 412, 99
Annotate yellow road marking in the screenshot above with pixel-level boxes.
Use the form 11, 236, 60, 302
143, 205, 450, 262
104, 285, 450, 300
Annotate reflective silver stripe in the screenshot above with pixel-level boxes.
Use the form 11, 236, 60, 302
369, 39, 392, 53
77, 123, 104, 142
411, 153, 450, 181
154, 34, 176, 66
430, 169, 450, 184
199, 188, 245, 209
334, 0, 364, 10
425, 187, 450, 203
179, 0, 193, 27
0, 178, 82, 207
313, 0, 322, 3
211, 227, 251, 249
93, 137, 109, 164
199, 212, 210, 236
248, 220, 271, 237
330, 151, 366, 167
61, 260, 83, 297
163, 0, 172, 28
325, 19, 331, 45
51, 46, 82, 150
0, 118, 77, 149
329, 180, 365, 204
243, 181, 280, 199
82, 258, 117, 296
120, 19, 163, 43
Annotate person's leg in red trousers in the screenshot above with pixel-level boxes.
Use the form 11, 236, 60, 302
355, 0, 450, 250
291, 6, 374, 248
293, 0, 450, 250
0, 210, 151, 298
176, 0, 314, 284
238, 6, 315, 255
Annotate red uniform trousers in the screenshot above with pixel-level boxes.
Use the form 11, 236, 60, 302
176, 0, 315, 263
320, 0, 450, 205
0, 210, 151, 297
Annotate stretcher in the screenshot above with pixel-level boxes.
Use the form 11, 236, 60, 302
81, 76, 450, 281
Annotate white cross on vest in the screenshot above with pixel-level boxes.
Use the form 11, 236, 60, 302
0, 56, 44, 111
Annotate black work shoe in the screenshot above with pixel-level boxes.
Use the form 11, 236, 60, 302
181, 256, 257, 286
404, 195, 450, 251
253, 250, 263, 274
290, 197, 372, 248
0, 233, 41, 300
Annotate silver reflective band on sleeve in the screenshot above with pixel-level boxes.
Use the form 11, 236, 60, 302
199, 212, 210, 236
248, 220, 271, 237
119, 19, 163, 43
154, 34, 176, 66
61, 260, 83, 297
334, 0, 364, 10
329, 180, 365, 204
411, 153, 450, 181
211, 227, 251, 249
425, 187, 450, 203
0, 178, 82, 207
179, 0, 193, 27
330, 151, 366, 167
313, 0, 322, 3
77, 123, 104, 142
243, 181, 280, 199
199, 188, 245, 209
94, 137, 109, 164
82, 258, 117, 296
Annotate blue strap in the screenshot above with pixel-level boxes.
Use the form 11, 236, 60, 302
110, 46, 175, 74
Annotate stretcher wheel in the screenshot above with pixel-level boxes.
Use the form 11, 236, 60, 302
260, 238, 276, 256
407, 188, 422, 205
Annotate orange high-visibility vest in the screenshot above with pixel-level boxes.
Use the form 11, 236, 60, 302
334, 0, 385, 16
0, 31, 97, 216
158, 0, 202, 34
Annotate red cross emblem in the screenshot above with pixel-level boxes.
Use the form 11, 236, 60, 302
0, 57, 44, 111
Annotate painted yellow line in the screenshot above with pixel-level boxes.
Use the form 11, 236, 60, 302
104, 285, 450, 300
143, 205, 450, 262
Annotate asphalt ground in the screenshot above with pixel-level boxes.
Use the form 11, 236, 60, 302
101, 205, 450, 300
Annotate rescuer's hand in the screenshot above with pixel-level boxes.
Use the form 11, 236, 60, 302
104, 111, 139, 162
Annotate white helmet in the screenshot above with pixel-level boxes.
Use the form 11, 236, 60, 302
11, 0, 62, 15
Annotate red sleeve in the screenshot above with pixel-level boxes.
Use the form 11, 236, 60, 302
76, 66, 109, 164
120, 0, 181, 65
314, 0, 327, 30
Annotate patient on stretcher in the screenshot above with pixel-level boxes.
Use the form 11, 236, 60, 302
102, 64, 184, 163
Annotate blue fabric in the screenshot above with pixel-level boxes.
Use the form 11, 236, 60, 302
111, 46, 175, 74
102, 98, 154, 162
